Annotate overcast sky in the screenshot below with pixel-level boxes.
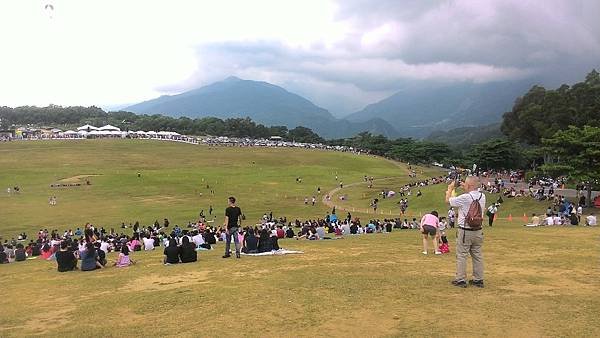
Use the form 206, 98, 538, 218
0, 0, 598, 116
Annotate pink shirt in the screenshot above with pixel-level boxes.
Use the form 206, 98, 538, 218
420, 214, 439, 228
116, 253, 131, 267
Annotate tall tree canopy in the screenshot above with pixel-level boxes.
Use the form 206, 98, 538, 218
501, 70, 600, 145
541, 125, 600, 206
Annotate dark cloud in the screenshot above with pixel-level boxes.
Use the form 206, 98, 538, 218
163, 0, 600, 116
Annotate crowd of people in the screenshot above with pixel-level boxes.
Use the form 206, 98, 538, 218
202, 136, 365, 154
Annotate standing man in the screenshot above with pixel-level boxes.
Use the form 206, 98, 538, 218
486, 203, 498, 227
223, 196, 242, 259
445, 177, 486, 288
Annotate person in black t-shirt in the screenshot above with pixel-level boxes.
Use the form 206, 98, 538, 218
56, 241, 77, 272
243, 228, 258, 254
179, 236, 197, 263
223, 196, 242, 258
285, 227, 295, 238
163, 238, 180, 264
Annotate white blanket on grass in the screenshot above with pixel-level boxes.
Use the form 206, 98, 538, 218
241, 249, 303, 256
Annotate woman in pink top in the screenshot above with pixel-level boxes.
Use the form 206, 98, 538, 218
420, 211, 440, 255
128, 236, 141, 252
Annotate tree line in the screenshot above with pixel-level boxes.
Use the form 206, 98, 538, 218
1, 70, 599, 184
0, 107, 324, 144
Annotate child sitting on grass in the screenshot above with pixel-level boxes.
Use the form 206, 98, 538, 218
115, 245, 135, 267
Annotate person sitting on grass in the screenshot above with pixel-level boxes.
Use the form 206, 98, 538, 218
179, 236, 197, 263
285, 226, 295, 238
163, 238, 180, 265
14, 243, 26, 262
129, 235, 142, 252
94, 242, 107, 266
142, 234, 154, 251
585, 213, 597, 226
56, 241, 78, 272
40, 243, 53, 260
524, 213, 541, 227
0, 245, 7, 264
243, 228, 259, 254
115, 245, 135, 267
81, 242, 104, 271
258, 228, 273, 252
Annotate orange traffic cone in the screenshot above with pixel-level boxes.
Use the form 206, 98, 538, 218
508, 214, 513, 222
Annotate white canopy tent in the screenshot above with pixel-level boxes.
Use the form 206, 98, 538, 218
98, 124, 121, 131
77, 124, 98, 131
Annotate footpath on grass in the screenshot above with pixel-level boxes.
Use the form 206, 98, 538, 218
321, 170, 559, 224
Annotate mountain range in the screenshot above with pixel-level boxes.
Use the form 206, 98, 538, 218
126, 76, 535, 140
346, 80, 535, 138
126, 77, 396, 139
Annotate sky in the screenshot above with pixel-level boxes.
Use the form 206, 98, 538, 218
0, 0, 599, 116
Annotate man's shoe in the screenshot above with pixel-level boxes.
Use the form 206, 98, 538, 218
468, 280, 484, 288
434, 251, 442, 255
451, 280, 467, 288
236, 252, 241, 259
222, 254, 231, 258
421, 251, 428, 255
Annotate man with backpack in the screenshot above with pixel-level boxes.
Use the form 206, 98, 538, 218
445, 176, 486, 288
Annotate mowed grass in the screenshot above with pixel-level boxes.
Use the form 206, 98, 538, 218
0, 139, 405, 233
1, 139, 599, 338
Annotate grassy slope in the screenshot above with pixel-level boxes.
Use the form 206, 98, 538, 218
0, 140, 401, 235
0, 140, 599, 338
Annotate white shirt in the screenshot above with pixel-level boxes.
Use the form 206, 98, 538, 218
99, 241, 110, 253
586, 215, 597, 226
449, 191, 486, 228
577, 206, 583, 215
192, 234, 205, 246
143, 237, 155, 250
553, 216, 562, 225
341, 223, 350, 235
545, 216, 554, 225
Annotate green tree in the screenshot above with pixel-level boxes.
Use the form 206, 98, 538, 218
468, 138, 522, 170
501, 70, 600, 145
541, 125, 600, 207
288, 126, 324, 143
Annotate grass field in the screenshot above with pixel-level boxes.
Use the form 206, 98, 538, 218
1, 139, 599, 337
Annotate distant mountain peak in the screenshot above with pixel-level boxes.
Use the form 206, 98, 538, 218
124, 77, 399, 139
222, 76, 242, 82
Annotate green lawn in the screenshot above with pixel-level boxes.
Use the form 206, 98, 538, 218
0, 139, 599, 338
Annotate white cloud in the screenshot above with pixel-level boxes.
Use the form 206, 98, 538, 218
0, 0, 598, 114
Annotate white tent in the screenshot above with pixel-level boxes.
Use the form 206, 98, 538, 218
88, 130, 102, 136
77, 124, 98, 131
63, 130, 77, 135
135, 131, 146, 135
77, 130, 88, 136
98, 124, 121, 131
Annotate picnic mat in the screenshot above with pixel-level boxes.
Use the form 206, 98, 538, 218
241, 249, 303, 256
